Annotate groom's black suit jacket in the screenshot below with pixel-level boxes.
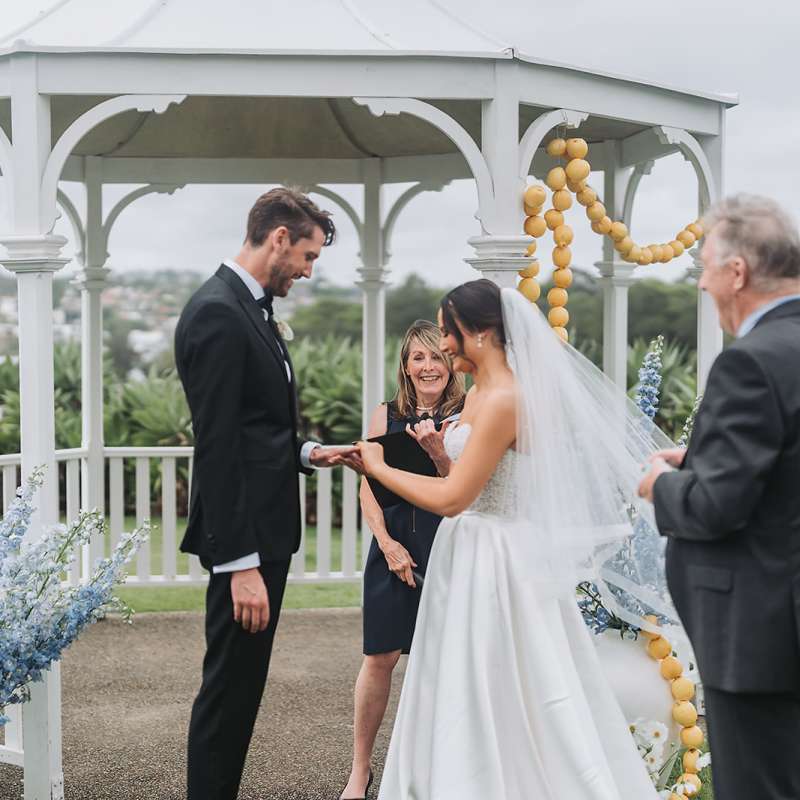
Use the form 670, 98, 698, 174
654, 299, 800, 693
175, 264, 311, 569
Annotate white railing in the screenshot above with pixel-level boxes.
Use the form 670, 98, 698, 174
0, 447, 368, 587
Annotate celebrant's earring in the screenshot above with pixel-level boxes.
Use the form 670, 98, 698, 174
477, 333, 484, 348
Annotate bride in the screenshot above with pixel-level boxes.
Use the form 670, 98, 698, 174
355, 279, 671, 799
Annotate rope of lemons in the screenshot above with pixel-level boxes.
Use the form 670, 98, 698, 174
519, 136, 705, 342
642, 614, 705, 798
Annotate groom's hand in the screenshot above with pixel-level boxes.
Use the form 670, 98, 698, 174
309, 444, 360, 468
649, 447, 687, 469
231, 568, 270, 633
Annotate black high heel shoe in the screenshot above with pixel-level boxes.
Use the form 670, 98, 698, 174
340, 768, 374, 800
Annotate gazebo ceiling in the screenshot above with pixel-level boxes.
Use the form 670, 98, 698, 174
0, 95, 651, 161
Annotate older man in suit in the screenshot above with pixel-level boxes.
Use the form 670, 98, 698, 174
639, 194, 800, 799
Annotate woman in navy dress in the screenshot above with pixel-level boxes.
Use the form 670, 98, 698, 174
339, 320, 465, 800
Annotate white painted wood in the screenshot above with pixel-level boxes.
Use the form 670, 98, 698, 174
161, 457, 177, 581
518, 107, 587, 180
2, 465, 18, 511
341, 468, 358, 577
292, 473, 307, 579
315, 470, 332, 579
109, 457, 124, 551
187, 456, 203, 581
135, 457, 151, 581
65, 459, 80, 585
622, 159, 654, 231
382, 180, 448, 264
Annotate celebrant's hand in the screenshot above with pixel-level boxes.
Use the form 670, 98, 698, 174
637, 457, 673, 503
649, 447, 687, 469
231, 567, 269, 633
380, 537, 418, 587
309, 444, 360, 468
357, 440, 386, 476
406, 418, 452, 464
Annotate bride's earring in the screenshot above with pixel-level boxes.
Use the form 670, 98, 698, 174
476, 333, 484, 348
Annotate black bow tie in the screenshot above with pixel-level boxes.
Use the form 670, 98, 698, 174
256, 294, 274, 317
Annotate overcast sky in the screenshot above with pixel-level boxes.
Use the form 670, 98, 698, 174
1, 0, 798, 290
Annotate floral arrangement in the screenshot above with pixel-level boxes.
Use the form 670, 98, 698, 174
0, 469, 148, 724
677, 395, 702, 448
576, 580, 641, 639
635, 334, 665, 420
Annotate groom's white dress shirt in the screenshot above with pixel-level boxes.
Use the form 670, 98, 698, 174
213, 259, 319, 575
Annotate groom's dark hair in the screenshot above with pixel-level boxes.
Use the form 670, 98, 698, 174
246, 187, 336, 247
440, 279, 507, 356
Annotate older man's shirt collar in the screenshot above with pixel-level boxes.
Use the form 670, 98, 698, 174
737, 294, 800, 338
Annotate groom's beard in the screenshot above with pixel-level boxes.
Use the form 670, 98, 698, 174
267, 261, 295, 297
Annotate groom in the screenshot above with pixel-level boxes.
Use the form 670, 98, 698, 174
639, 194, 800, 799
175, 187, 357, 800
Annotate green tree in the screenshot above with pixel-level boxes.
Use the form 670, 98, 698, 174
290, 297, 362, 340
386, 274, 444, 337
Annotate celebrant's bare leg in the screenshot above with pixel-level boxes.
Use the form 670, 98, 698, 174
341, 650, 403, 798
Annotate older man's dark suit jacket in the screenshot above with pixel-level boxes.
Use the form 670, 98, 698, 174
175, 264, 312, 569
653, 299, 800, 693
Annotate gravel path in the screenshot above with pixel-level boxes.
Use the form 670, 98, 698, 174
0, 608, 402, 799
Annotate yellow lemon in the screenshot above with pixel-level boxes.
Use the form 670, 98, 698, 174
659, 655, 683, 679
565, 137, 589, 159
552, 246, 572, 268
646, 636, 672, 660
524, 202, 543, 217
546, 167, 567, 191
524, 184, 547, 209
672, 700, 698, 727
545, 209, 565, 230
586, 201, 606, 222
680, 725, 704, 748
609, 221, 629, 241
595, 216, 613, 235
546, 138, 567, 157
552, 326, 569, 342
518, 278, 541, 302
687, 222, 704, 239
553, 267, 573, 288
659, 243, 675, 262
614, 236, 634, 255
548, 306, 569, 327
525, 240, 537, 256
547, 288, 568, 307
623, 245, 642, 263
566, 178, 586, 193
671, 676, 695, 701
649, 244, 664, 262
670, 239, 685, 257
524, 215, 547, 238
683, 748, 701, 773
554, 224, 574, 247
577, 186, 598, 207
638, 247, 654, 266
518, 261, 540, 279
676, 229, 696, 248
552, 189, 573, 212
641, 614, 660, 640
565, 158, 591, 183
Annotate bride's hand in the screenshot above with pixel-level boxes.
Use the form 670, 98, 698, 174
649, 447, 687, 468
357, 440, 386, 476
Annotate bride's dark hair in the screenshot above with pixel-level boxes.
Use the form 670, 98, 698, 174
439, 279, 507, 353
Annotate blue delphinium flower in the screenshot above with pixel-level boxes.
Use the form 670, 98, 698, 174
634, 335, 665, 421
0, 471, 148, 724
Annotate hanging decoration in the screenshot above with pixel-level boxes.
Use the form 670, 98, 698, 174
519, 135, 705, 341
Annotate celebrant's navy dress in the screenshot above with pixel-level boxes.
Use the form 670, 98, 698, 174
362, 401, 450, 655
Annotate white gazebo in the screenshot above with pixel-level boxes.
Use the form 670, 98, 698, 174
0, 2, 736, 797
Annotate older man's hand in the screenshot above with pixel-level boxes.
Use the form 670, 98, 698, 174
638, 457, 674, 503
649, 447, 687, 469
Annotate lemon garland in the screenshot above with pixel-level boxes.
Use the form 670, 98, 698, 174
519, 136, 705, 342
642, 615, 705, 798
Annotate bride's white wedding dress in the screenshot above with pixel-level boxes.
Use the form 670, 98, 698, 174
377, 422, 659, 800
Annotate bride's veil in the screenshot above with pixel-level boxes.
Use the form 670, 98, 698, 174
500, 287, 680, 634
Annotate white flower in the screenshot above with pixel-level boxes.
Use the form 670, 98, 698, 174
697, 751, 712, 769
275, 317, 294, 341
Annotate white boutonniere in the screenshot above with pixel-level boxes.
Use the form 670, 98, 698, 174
274, 315, 294, 341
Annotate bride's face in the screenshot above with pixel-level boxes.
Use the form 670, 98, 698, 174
437, 308, 475, 374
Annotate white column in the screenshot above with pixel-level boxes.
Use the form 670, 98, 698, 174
357, 159, 388, 436
77, 157, 108, 573
694, 118, 726, 391
1, 53, 67, 800
596, 140, 635, 389
466, 62, 529, 285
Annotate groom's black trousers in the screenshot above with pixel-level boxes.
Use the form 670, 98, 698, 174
703, 686, 800, 800
187, 559, 290, 800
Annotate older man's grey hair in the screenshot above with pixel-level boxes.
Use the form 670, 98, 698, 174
702, 194, 800, 292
